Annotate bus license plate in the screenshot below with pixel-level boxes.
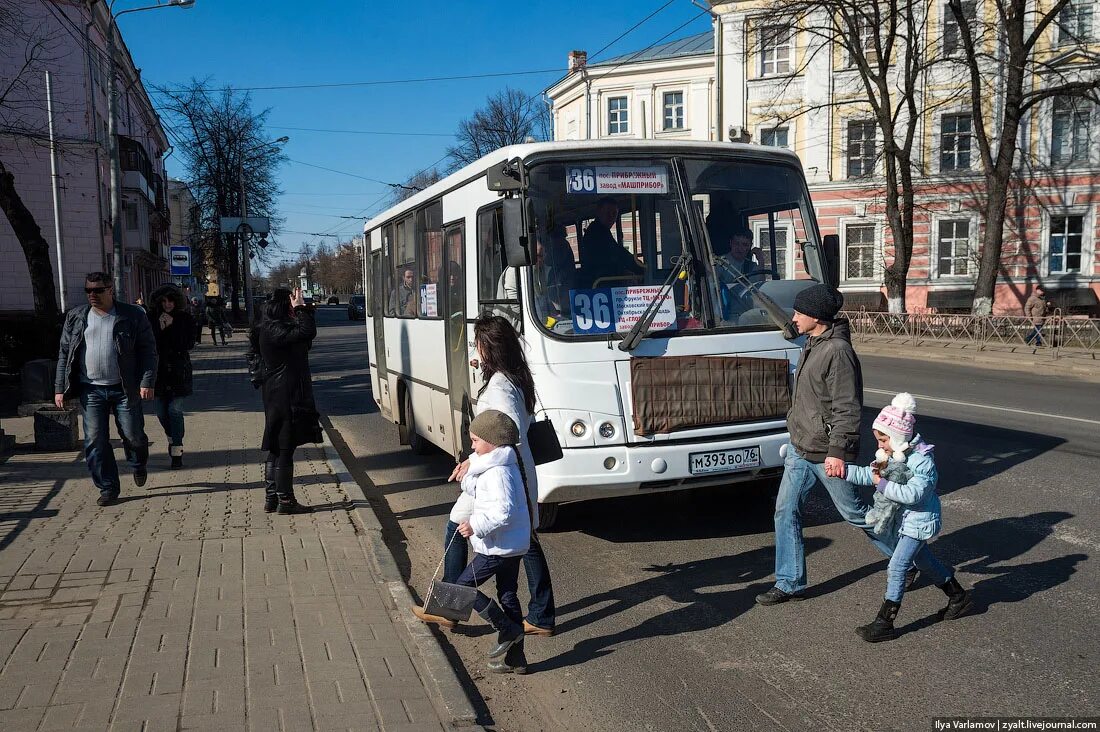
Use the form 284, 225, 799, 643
689, 446, 761, 475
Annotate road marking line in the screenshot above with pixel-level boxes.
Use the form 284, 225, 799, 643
864, 388, 1100, 426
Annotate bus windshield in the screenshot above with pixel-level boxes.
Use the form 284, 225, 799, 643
525, 156, 820, 338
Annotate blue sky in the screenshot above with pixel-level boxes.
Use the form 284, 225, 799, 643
121, 0, 711, 271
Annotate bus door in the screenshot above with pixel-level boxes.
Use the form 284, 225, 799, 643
442, 222, 472, 457
369, 250, 393, 419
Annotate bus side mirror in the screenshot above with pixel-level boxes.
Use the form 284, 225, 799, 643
502, 197, 532, 267
822, 234, 840, 288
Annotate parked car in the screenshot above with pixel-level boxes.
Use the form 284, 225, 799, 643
348, 295, 366, 320
327, 295, 340, 305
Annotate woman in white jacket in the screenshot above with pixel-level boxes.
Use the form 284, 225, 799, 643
432, 315, 557, 635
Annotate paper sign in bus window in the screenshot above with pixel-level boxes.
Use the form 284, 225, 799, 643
570, 286, 678, 335
566, 166, 669, 195
420, 283, 438, 318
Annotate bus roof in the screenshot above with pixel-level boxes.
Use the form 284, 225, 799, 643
362, 139, 801, 233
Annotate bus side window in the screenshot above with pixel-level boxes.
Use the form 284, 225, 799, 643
418, 201, 444, 319
393, 215, 418, 318
476, 205, 521, 329
382, 224, 395, 317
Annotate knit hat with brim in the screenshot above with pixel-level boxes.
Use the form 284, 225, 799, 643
470, 409, 520, 448
793, 284, 845, 322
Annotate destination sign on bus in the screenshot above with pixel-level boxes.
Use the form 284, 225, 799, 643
566, 166, 669, 195
570, 285, 678, 335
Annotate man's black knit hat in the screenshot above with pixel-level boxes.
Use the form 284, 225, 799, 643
793, 284, 844, 322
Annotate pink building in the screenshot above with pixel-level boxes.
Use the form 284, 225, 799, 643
0, 0, 170, 315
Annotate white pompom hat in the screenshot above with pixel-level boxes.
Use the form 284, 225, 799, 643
873, 392, 918, 460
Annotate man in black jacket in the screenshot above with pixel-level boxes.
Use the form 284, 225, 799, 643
54, 273, 158, 506
757, 284, 898, 604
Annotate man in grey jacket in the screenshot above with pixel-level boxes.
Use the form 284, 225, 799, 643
757, 284, 933, 605
54, 272, 158, 505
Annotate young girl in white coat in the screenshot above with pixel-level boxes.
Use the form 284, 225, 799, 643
453, 409, 533, 674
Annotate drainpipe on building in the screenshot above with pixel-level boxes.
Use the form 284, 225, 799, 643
105, 17, 124, 300
46, 71, 68, 312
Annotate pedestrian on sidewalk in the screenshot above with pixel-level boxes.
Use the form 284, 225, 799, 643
756, 284, 938, 606
205, 296, 228, 346
148, 285, 195, 469
415, 315, 557, 637
53, 272, 158, 506
253, 287, 319, 514
191, 297, 206, 343
846, 393, 973, 641
454, 409, 534, 674
1024, 285, 1050, 346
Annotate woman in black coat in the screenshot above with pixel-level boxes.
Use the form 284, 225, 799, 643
251, 287, 320, 514
148, 284, 195, 469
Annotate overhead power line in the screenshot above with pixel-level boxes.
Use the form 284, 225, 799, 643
587, 0, 679, 63
269, 125, 453, 138
149, 68, 561, 94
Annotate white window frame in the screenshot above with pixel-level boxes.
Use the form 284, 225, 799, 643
661, 90, 685, 131
1043, 208, 1092, 277
759, 25, 793, 77
846, 13, 877, 68
939, 112, 974, 172
751, 220, 795, 279
1057, 1, 1093, 45
845, 119, 878, 178
840, 218, 882, 283
758, 125, 792, 150
607, 95, 630, 136
1050, 95, 1093, 166
931, 216, 978, 279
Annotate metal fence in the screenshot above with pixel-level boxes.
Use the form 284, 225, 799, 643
841, 309, 1100, 358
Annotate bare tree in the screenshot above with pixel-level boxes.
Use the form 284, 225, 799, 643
946, 0, 1100, 313
0, 0, 65, 322
446, 87, 551, 170
155, 80, 285, 318
753, 0, 962, 312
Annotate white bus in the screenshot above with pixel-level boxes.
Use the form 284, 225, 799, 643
362, 140, 839, 528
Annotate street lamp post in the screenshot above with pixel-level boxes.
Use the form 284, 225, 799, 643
105, 0, 195, 301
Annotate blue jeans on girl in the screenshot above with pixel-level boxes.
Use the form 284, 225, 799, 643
155, 396, 186, 446
887, 534, 951, 602
456, 553, 522, 621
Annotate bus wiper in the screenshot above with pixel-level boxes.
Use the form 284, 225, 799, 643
712, 257, 799, 340
617, 253, 691, 352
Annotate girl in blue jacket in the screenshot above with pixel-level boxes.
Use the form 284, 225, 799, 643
846, 393, 974, 641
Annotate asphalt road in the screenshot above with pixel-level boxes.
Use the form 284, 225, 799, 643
308, 307, 1100, 732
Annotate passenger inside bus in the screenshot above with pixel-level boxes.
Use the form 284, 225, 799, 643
579, 197, 644, 288
391, 266, 418, 317
532, 226, 576, 319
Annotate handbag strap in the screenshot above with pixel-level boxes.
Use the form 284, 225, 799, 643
514, 446, 537, 538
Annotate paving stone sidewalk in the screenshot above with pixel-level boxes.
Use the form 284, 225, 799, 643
0, 338, 456, 731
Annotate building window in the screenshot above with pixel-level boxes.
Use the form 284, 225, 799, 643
847, 14, 877, 66
942, 0, 976, 56
940, 113, 973, 171
759, 26, 792, 76
1051, 96, 1091, 165
662, 91, 685, 130
124, 203, 139, 231
608, 96, 629, 135
1058, 1, 1093, 44
847, 120, 877, 178
1049, 215, 1084, 274
760, 126, 790, 148
937, 220, 972, 276
845, 224, 877, 279
754, 224, 790, 277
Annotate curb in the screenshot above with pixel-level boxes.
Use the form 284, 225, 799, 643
852, 341, 1100, 381
317, 427, 481, 730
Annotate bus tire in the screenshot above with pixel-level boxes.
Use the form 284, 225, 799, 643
537, 502, 559, 531
404, 388, 430, 455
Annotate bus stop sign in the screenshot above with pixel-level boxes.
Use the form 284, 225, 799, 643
169, 246, 191, 276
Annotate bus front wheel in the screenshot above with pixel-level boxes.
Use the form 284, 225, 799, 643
403, 389, 430, 455
537, 502, 559, 531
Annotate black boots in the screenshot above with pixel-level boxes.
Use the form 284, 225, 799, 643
938, 576, 974, 620
263, 460, 278, 513
487, 639, 528, 675
170, 445, 183, 470
857, 599, 900, 642
477, 601, 524, 658
274, 464, 311, 515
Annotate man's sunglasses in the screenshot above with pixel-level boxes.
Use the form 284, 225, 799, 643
84, 286, 111, 294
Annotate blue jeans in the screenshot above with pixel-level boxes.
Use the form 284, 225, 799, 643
79, 384, 148, 497
457, 553, 522, 622
155, 396, 186, 446
444, 520, 556, 628
773, 447, 947, 594
887, 535, 951, 602
1025, 324, 1044, 345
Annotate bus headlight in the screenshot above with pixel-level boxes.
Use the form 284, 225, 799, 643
598, 422, 616, 439
570, 420, 588, 438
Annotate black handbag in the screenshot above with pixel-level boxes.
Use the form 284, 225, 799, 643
527, 386, 563, 465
